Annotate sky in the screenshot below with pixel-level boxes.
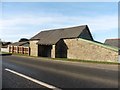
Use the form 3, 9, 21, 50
0, 2, 118, 43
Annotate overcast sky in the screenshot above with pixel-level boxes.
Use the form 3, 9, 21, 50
0, 2, 118, 42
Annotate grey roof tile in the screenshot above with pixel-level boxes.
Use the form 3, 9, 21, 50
104, 38, 120, 48
9, 41, 29, 46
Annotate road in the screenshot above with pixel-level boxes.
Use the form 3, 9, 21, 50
2, 55, 118, 89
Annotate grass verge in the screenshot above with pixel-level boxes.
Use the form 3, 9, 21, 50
1, 52, 118, 65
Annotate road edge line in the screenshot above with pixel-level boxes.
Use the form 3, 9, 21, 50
5, 68, 60, 90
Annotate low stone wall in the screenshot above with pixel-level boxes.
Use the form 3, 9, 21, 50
64, 38, 118, 62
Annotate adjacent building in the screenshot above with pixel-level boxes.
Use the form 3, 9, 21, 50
9, 40, 30, 55
1, 42, 11, 52
104, 38, 120, 48
105, 38, 120, 54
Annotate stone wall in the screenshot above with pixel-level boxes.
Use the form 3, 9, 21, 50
51, 45, 55, 58
30, 40, 39, 56
64, 38, 118, 62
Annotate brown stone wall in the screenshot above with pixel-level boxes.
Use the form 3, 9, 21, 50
64, 38, 118, 62
30, 40, 39, 56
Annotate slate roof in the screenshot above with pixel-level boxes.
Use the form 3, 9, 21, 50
9, 41, 29, 46
104, 38, 120, 48
30, 25, 93, 45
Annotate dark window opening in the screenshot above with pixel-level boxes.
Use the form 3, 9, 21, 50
38, 45, 52, 57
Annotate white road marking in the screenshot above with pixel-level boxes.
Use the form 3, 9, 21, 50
5, 68, 60, 90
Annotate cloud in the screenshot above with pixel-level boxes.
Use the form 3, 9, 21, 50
0, 14, 117, 42
1, 15, 117, 29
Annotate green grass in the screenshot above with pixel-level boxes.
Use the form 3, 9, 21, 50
11, 53, 119, 65
10, 52, 29, 57
1, 52, 30, 57
1, 52, 10, 54
50, 57, 118, 65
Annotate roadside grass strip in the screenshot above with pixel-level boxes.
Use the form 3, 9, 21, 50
2, 52, 118, 65
5, 68, 61, 90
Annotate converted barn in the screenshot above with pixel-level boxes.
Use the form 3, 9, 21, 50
30, 25, 93, 57
30, 25, 118, 62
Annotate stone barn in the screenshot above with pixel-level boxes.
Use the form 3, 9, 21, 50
30, 25, 93, 57
30, 25, 118, 62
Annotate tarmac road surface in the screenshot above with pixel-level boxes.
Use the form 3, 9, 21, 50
2, 55, 118, 89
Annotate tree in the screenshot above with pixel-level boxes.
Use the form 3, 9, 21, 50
19, 38, 29, 42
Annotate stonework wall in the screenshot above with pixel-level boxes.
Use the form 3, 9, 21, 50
64, 38, 118, 62
30, 40, 39, 56
51, 45, 55, 58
